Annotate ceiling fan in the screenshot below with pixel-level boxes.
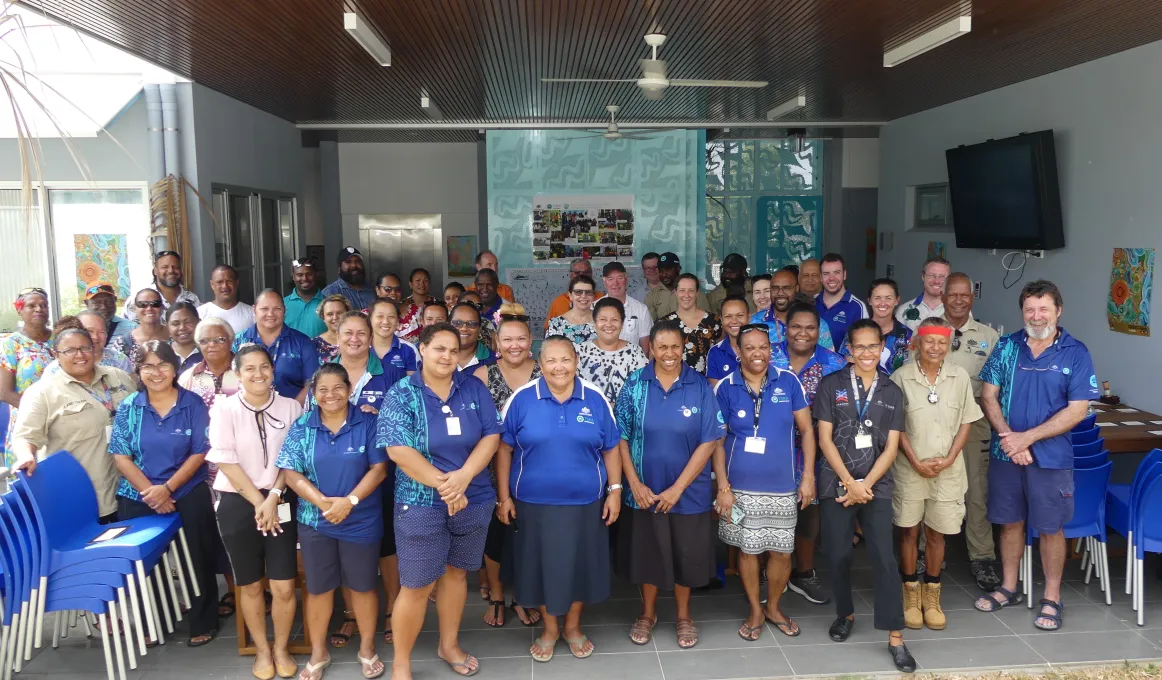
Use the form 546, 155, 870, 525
542, 33, 768, 101
560, 105, 664, 141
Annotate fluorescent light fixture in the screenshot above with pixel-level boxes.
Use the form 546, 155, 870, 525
420, 91, 443, 121
344, 11, 391, 66
884, 15, 971, 67
766, 95, 806, 121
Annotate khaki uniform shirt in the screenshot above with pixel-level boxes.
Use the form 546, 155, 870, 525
943, 314, 999, 443
705, 281, 756, 316
890, 360, 983, 501
645, 286, 710, 321
11, 366, 137, 516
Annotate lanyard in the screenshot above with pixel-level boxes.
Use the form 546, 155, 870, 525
849, 367, 878, 432
78, 378, 115, 421
744, 374, 768, 437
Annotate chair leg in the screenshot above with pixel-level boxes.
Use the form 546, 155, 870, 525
84, 612, 97, 637
70, 610, 77, 629
13, 604, 26, 673
99, 613, 114, 680
1136, 557, 1145, 626
144, 575, 165, 646
3, 613, 15, 680
153, 564, 175, 634
33, 576, 46, 651
125, 572, 146, 656
170, 542, 192, 611
24, 588, 37, 661
0, 613, 10, 680
178, 528, 201, 598
1024, 544, 1033, 609
107, 602, 126, 680
117, 585, 136, 671
1079, 538, 1089, 572
161, 552, 183, 623
1099, 541, 1112, 606
1125, 531, 1134, 595
50, 611, 60, 650
134, 561, 158, 645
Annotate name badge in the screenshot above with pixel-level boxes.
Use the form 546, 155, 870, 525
854, 432, 873, 450
744, 436, 766, 454
277, 502, 292, 524
446, 417, 462, 436
105, 425, 113, 443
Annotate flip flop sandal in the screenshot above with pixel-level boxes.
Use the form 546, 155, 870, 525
676, 619, 699, 649
298, 657, 331, 680
382, 614, 393, 645
765, 616, 800, 637
328, 617, 356, 648
530, 636, 556, 663
484, 600, 506, 628
974, 586, 1024, 612
1033, 599, 1064, 631
511, 603, 540, 627
441, 653, 480, 677
358, 653, 386, 679
737, 621, 763, 642
218, 593, 236, 618
564, 634, 594, 659
629, 616, 657, 645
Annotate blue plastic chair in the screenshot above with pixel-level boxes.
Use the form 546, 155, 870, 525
1073, 438, 1105, 458
1074, 450, 1109, 469
1071, 426, 1100, 446
1106, 450, 1162, 598
1132, 473, 1162, 625
1073, 413, 1097, 432
0, 496, 34, 677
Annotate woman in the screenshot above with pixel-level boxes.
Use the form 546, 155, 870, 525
207, 345, 303, 680
379, 322, 503, 679
10, 326, 136, 521
167, 302, 202, 373
496, 337, 623, 662
750, 274, 772, 317
450, 303, 495, 371
110, 288, 171, 364
180, 317, 240, 409
41, 312, 132, 378
471, 304, 542, 629
708, 296, 750, 386
546, 275, 597, 344
370, 299, 419, 375
661, 274, 722, 374
844, 279, 912, 375
576, 297, 648, 403
0, 287, 53, 462
110, 340, 219, 646
314, 294, 351, 364
421, 302, 448, 328
443, 282, 465, 309
615, 320, 724, 649
458, 293, 496, 350
397, 268, 439, 342
277, 364, 388, 680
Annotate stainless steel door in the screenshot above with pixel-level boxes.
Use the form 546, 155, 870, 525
357, 214, 443, 295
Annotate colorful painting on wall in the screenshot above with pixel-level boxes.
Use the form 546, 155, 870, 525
926, 240, 947, 261
1108, 247, 1154, 337
74, 233, 130, 301
447, 235, 477, 277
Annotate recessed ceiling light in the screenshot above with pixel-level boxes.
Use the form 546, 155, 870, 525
766, 95, 806, 121
883, 15, 971, 67
344, 11, 391, 66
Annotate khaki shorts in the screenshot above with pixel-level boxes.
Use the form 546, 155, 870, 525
893, 496, 966, 535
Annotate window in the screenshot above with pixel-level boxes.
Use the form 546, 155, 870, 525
0, 190, 48, 331
212, 187, 298, 298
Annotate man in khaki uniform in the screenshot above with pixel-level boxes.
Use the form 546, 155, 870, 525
644, 252, 710, 320
705, 253, 755, 315
891, 317, 983, 631
942, 273, 1001, 591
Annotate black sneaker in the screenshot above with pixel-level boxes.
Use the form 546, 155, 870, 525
971, 560, 1001, 591
788, 570, 831, 604
915, 551, 926, 575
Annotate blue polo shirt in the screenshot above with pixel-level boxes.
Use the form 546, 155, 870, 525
276, 404, 385, 542
750, 309, 836, 351
234, 324, 320, 398
309, 353, 406, 412
284, 289, 326, 338
706, 337, 740, 381
109, 388, 210, 502
501, 377, 622, 506
615, 363, 724, 514
319, 278, 376, 311
979, 327, 1099, 470
714, 366, 809, 494
376, 336, 420, 374
376, 369, 503, 508
816, 290, 867, 348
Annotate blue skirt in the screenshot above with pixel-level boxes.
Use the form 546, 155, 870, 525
511, 499, 610, 616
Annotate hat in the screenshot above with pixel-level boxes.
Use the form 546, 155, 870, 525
84, 283, 116, 301
658, 252, 681, 268
722, 253, 748, 270
602, 262, 627, 277
337, 246, 362, 264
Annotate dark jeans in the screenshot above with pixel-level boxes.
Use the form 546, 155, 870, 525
820, 497, 905, 632
117, 482, 220, 637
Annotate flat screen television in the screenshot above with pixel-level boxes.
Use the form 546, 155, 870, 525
945, 130, 1064, 250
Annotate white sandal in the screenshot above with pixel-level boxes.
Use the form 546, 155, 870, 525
358, 653, 385, 679
298, 657, 331, 680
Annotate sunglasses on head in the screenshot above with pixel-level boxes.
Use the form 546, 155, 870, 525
292, 258, 315, 268
499, 313, 530, 322
154, 250, 180, 262
17, 287, 47, 298
738, 323, 768, 337
85, 284, 115, 295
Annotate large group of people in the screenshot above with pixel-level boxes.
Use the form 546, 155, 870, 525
1, 243, 1102, 679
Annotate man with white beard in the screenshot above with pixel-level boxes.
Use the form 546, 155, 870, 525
973, 280, 1099, 633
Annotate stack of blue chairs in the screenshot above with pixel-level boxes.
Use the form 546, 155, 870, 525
1105, 449, 1162, 626
0, 451, 202, 680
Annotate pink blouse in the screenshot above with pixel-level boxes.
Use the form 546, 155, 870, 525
206, 392, 303, 493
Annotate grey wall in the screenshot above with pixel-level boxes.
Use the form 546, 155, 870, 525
878, 38, 1162, 413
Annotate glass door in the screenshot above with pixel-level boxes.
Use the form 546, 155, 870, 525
213, 187, 298, 300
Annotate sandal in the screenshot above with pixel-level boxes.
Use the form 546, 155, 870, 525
765, 614, 800, 637
629, 616, 656, 645
298, 657, 331, 680
738, 621, 763, 641
218, 593, 236, 618
1033, 599, 1064, 631
676, 618, 699, 649
974, 586, 1024, 612
328, 614, 356, 648
440, 652, 480, 677
188, 628, 218, 647
530, 636, 556, 663
484, 600, 506, 628
564, 634, 594, 659
382, 614, 393, 645
852, 530, 864, 548
511, 603, 540, 627
358, 653, 386, 679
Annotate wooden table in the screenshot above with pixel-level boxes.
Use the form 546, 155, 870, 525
1091, 402, 1162, 454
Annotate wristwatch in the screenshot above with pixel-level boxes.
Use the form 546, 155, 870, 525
347, 494, 360, 506
606, 484, 623, 494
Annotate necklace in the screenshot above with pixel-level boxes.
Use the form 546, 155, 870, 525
920, 362, 942, 404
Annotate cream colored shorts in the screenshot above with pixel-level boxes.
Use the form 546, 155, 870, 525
893, 496, 965, 535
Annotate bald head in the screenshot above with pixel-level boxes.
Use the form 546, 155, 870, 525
799, 258, 822, 297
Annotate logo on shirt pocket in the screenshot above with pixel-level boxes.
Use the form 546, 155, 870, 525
576, 406, 595, 425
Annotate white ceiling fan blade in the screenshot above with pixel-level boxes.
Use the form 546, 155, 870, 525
669, 78, 769, 88
541, 78, 638, 83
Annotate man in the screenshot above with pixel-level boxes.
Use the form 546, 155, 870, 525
602, 262, 651, 351
706, 253, 754, 314
421, 302, 448, 327
897, 257, 951, 332
941, 273, 1001, 590
84, 283, 135, 347
283, 258, 326, 338
321, 246, 375, 310
644, 252, 709, 321
473, 269, 505, 321
543, 258, 605, 330
975, 280, 1098, 632
375, 272, 404, 303
797, 258, 823, 304
123, 250, 200, 321
771, 303, 846, 604
467, 250, 515, 302
816, 253, 867, 348
233, 290, 320, 401
891, 317, 983, 632
197, 265, 255, 334
814, 318, 915, 672
641, 252, 662, 290
755, 268, 836, 351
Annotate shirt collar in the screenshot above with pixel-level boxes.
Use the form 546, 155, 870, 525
944, 312, 982, 332
131, 386, 197, 413
534, 375, 585, 403
641, 361, 699, 386
305, 401, 360, 434
406, 368, 469, 400
60, 365, 115, 388
288, 289, 319, 304
329, 351, 384, 376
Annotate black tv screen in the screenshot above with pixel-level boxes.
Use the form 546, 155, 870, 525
946, 130, 1064, 250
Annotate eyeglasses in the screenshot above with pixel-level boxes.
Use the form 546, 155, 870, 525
198, 336, 230, 346
951, 329, 963, 352
153, 250, 180, 262
850, 344, 882, 355
58, 345, 95, 358
139, 362, 174, 375
924, 273, 949, 281
450, 319, 481, 329
771, 285, 796, 294
499, 313, 530, 322
136, 300, 163, 309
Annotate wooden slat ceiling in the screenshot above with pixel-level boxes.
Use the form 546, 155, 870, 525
20, 0, 1162, 142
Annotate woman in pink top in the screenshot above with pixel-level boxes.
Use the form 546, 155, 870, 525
207, 345, 303, 680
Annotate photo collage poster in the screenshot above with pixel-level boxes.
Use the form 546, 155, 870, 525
531, 194, 634, 264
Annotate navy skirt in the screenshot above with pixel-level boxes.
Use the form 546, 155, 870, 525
511, 499, 611, 616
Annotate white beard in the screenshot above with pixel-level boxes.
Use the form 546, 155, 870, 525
1025, 324, 1054, 340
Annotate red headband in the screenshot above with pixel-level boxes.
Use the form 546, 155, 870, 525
917, 326, 953, 338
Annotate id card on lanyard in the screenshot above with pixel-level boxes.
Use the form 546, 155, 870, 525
743, 376, 767, 455
849, 368, 878, 451
441, 404, 461, 436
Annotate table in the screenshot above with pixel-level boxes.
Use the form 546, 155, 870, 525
1091, 402, 1162, 454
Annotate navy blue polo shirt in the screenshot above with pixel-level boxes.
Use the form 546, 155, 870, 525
816, 290, 868, 348
501, 376, 622, 506
706, 337, 740, 381
376, 336, 419, 374
275, 404, 386, 543
376, 369, 503, 508
979, 327, 1099, 469
235, 324, 321, 398
320, 278, 376, 312
109, 387, 210, 502
714, 367, 809, 494
615, 363, 724, 514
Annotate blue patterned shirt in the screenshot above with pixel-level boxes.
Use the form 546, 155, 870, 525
109, 388, 210, 501
750, 309, 836, 351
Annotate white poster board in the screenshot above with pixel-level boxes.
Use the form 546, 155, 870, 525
506, 266, 648, 333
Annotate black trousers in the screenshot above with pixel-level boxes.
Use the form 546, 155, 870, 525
118, 482, 220, 637
820, 497, 905, 632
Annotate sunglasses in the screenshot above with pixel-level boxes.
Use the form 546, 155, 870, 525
292, 258, 315, 268
450, 319, 481, 329
154, 250, 181, 262
951, 329, 963, 352
572, 289, 595, 296
85, 284, 115, 296
738, 323, 769, 337
136, 300, 163, 309
499, 313, 530, 322
377, 284, 402, 292
17, 287, 47, 298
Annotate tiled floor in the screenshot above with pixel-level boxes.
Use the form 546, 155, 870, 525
18, 549, 1162, 679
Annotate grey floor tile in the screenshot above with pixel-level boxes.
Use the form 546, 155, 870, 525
774, 614, 885, 646
397, 654, 533, 680
655, 595, 750, 623
1021, 629, 1162, 663
658, 646, 791, 680
892, 608, 1010, 640
565, 622, 651, 655
1013, 602, 1133, 634
411, 626, 533, 660
781, 639, 908, 675
1068, 577, 1162, 606
653, 619, 778, 652
529, 650, 662, 680
909, 635, 1046, 671
1137, 626, 1162, 648
581, 598, 654, 626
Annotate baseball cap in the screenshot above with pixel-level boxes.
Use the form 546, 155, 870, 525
337, 246, 362, 264
84, 283, 116, 301
722, 253, 748, 270
658, 252, 681, 268
602, 262, 627, 277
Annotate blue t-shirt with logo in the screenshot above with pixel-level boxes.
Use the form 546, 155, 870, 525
816, 291, 868, 348
714, 366, 809, 494
109, 388, 210, 501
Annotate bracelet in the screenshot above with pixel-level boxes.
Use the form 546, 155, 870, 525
163, 481, 173, 494
496, 497, 511, 506
269, 487, 283, 498
718, 485, 732, 494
